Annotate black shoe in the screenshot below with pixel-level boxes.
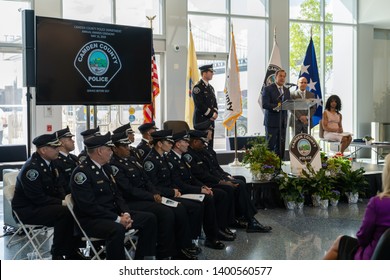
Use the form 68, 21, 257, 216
176, 248, 198, 260
231, 219, 247, 229
186, 244, 202, 255
66, 250, 90, 260
246, 221, 272, 233
223, 228, 237, 238
217, 230, 235, 241
204, 238, 225, 250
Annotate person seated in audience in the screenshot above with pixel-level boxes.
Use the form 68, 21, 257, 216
113, 123, 143, 163
143, 129, 203, 259
322, 94, 352, 155
185, 121, 272, 233
166, 130, 232, 248
12, 132, 85, 260
137, 121, 158, 161
70, 132, 157, 260
323, 154, 390, 260
77, 126, 100, 162
110, 131, 198, 259
53, 126, 79, 194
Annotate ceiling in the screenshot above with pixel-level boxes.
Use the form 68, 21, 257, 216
359, 0, 390, 29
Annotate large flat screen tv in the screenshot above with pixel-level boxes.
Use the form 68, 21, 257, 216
35, 16, 152, 105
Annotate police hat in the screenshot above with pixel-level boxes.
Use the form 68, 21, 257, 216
188, 130, 208, 142
172, 131, 189, 142
111, 132, 131, 145
193, 120, 214, 131
150, 129, 174, 143
199, 64, 214, 73
112, 123, 134, 135
80, 127, 100, 139
138, 121, 158, 134
56, 126, 75, 139
84, 132, 114, 149
33, 132, 61, 148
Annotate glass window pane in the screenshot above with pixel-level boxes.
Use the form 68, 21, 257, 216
0, 1, 30, 43
325, 24, 354, 133
290, 0, 321, 21
116, 0, 162, 35
62, 0, 112, 23
325, 0, 356, 24
0, 53, 26, 145
188, 15, 227, 53
188, 0, 227, 14
231, 0, 267, 17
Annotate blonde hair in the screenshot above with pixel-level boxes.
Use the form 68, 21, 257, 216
379, 154, 390, 198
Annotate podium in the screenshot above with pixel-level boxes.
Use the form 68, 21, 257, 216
274, 98, 319, 135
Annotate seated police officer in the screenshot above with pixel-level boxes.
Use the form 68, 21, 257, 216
70, 132, 157, 260
12, 132, 84, 260
77, 126, 100, 162
166, 131, 233, 248
53, 126, 79, 194
112, 123, 143, 164
136, 121, 158, 161
110, 131, 197, 259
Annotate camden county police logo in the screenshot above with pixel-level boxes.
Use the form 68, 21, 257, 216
74, 172, 87, 185
74, 40, 122, 88
144, 161, 154, 172
26, 169, 39, 181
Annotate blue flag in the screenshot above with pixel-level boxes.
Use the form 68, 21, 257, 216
299, 37, 322, 127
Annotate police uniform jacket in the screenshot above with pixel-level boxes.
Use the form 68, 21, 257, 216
129, 146, 144, 164
166, 150, 204, 194
143, 148, 177, 198
12, 152, 65, 210
136, 139, 151, 161
110, 154, 159, 202
70, 156, 130, 222
202, 146, 231, 179
53, 152, 79, 194
192, 79, 218, 125
183, 147, 221, 186
77, 149, 88, 163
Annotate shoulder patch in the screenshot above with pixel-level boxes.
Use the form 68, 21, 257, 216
183, 154, 193, 163
143, 161, 154, 172
26, 169, 39, 181
111, 165, 119, 176
139, 149, 145, 156
74, 172, 87, 185
193, 87, 200, 94
79, 155, 87, 163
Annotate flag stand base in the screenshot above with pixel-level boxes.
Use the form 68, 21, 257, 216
229, 158, 242, 167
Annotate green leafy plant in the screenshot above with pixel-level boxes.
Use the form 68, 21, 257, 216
362, 135, 374, 141
301, 164, 334, 200
336, 165, 369, 195
277, 173, 305, 203
325, 155, 352, 176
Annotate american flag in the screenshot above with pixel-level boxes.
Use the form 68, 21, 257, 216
143, 49, 160, 123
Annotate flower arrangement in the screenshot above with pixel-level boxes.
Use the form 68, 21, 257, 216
242, 136, 281, 180
325, 155, 352, 176
362, 135, 374, 141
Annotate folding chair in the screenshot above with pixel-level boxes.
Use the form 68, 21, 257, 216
65, 194, 138, 260
3, 180, 53, 260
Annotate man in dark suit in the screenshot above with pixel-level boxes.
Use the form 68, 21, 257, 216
289, 77, 316, 135
262, 69, 291, 159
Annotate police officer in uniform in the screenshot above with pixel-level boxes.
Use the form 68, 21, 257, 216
12, 132, 84, 260
110, 131, 196, 259
53, 126, 79, 194
70, 132, 157, 260
113, 123, 143, 164
136, 121, 158, 161
77, 126, 100, 162
192, 64, 218, 148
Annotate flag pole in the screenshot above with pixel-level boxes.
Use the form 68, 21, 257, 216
228, 24, 241, 167
147, 15, 156, 120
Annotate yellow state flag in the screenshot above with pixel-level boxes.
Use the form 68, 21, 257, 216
185, 25, 199, 128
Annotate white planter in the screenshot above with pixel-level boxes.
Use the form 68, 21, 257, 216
330, 198, 339, 206
346, 192, 359, 204
296, 201, 304, 209
319, 199, 329, 209
284, 200, 296, 210
365, 140, 372, 145
312, 194, 321, 207
252, 172, 273, 181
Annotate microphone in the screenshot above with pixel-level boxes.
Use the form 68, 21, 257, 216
285, 82, 297, 87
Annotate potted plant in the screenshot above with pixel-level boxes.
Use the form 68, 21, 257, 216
325, 155, 352, 176
277, 173, 305, 210
336, 165, 369, 203
362, 135, 374, 145
242, 137, 281, 181
330, 190, 340, 206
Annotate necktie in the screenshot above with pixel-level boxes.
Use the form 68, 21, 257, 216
279, 87, 284, 101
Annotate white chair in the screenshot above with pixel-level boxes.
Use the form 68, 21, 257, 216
65, 194, 138, 260
3, 177, 53, 260
319, 119, 340, 154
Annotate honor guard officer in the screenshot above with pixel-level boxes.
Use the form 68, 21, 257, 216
12, 132, 85, 260
70, 132, 157, 260
192, 64, 218, 148
77, 126, 100, 162
137, 121, 158, 161
53, 126, 79, 194
167, 131, 234, 248
110, 132, 196, 259
113, 123, 143, 164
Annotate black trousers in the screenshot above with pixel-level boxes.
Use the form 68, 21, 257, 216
14, 205, 77, 256
206, 188, 229, 231
228, 176, 257, 222
265, 126, 286, 160
210, 184, 235, 225
174, 198, 203, 239
128, 200, 176, 258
